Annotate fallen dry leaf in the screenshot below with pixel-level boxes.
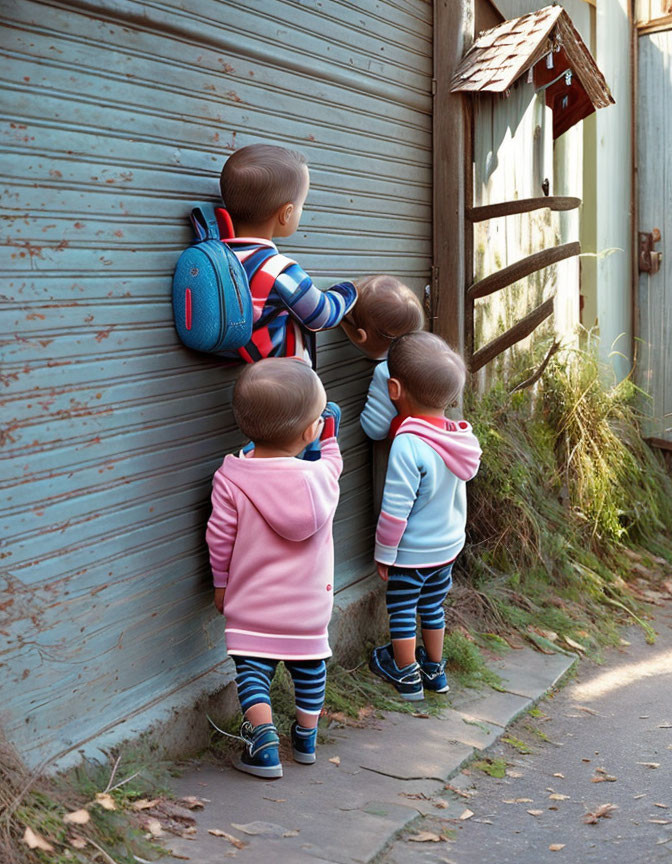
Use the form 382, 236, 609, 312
208, 829, 246, 849
328, 756, 341, 766
582, 758, 591, 763
459, 809, 474, 820
633, 794, 646, 799
654, 803, 669, 809
131, 798, 160, 811
412, 712, 430, 719
434, 800, 450, 809
69, 836, 87, 850
408, 831, 442, 842
658, 723, 672, 729
283, 830, 300, 838
563, 637, 586, 653
63, 809, 90, 825
506, 769, 523, 778
637, 762, 660, 769
553, 773, 565, 779
549, 843, 566, 851
549, 793, 570, 801
263, 796, 286, 803
23, 827, 54, 852
146, 818, 163, 837
649, 819, 671, 825
527, 809, 544, 816
591, 773, 617, 783
474, 818, 493, 824
584, 803, 617, 823
574, 705, 599, 716
445, 783, 471, 798
515, 797, 534, 803
95, 793, 116, 811
178, 796, 206, 809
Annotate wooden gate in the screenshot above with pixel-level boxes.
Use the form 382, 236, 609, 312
636, 19, 672, 445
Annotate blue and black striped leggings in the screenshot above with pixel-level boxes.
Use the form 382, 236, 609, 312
232, 656, 327, 717
386, 562, 454, 641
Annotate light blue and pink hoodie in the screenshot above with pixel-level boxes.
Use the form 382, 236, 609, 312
206, 436, 342, 660
375, 418, 482, 568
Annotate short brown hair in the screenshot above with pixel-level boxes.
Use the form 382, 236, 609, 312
232, 358, 325, 446
220, 144, 308, 224
387, 331, 466, 410
351, 275, 424, 343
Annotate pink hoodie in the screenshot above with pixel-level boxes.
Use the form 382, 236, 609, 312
206, 437, 342, 659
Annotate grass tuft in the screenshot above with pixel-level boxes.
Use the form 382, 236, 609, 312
451, 340, 672, 651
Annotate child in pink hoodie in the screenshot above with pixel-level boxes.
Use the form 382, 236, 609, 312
206, 358, 342, 779
369, 332, 482, 701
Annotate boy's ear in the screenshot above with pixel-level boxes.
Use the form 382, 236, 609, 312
341, 316, 368, 347
388, 377, 402, 402
301, 417, 321, 445
277, 201, 295, 226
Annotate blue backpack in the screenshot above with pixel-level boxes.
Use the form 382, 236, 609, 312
172, 204, 253, 354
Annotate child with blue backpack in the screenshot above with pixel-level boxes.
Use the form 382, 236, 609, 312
368, 332, 482, 701
218, 143, 357, 366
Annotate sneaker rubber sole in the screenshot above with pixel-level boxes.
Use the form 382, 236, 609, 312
426, 681, 450, 694
233, 757, 283, 779
369, 656, 425, 702
292, 749, 316, 765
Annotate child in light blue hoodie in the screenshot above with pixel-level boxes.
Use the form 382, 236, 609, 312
369, 332, 482, 701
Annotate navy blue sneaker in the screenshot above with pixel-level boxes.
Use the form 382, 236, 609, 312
234, 721, 283, 779
369, 644, 424, 701
290, 721, 318, 764
416, 646, 450, 693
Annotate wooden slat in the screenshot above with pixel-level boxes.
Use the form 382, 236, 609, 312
470, 296, 555, 372
638, 14, 672, 34
432, 0, 471, 352
646, 437, 672, 452
467, 196, 581, 222
468, 242, 581, 300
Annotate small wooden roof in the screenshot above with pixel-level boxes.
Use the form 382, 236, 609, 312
451, 4, 613, 111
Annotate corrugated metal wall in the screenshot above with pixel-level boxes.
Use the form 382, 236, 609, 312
0, 0, 432, 768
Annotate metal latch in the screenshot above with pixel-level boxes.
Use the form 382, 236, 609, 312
639, 228, 663, 274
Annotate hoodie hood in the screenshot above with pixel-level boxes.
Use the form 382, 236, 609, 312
396, 418, 482, 481
220, 451, 337, 542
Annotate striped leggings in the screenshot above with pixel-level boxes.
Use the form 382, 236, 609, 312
233, 656, 327, 717
386, 562, 454, 641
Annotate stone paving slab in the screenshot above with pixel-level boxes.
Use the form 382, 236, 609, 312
447, 688, 533, 727
166, 647, 577, 864
491, 646, 577, 698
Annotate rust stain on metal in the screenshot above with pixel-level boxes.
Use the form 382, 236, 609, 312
95, 325, 116, 342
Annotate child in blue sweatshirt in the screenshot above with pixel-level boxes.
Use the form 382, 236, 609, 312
369, 332, 482, 700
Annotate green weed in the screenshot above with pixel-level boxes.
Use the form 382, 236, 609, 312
443, 633, 504, 689
453, 340, 672, 650
501, 735, 534, 755
472, 758, 507, 778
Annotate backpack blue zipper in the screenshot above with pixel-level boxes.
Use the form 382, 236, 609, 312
198, 241, 246, 350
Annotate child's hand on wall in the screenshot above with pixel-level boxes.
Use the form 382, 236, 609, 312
376, 562, 389, 582
214, 587, 226, 614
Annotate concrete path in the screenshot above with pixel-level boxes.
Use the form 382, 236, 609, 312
166, 646, 575, 863
379, 602, 672, 864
